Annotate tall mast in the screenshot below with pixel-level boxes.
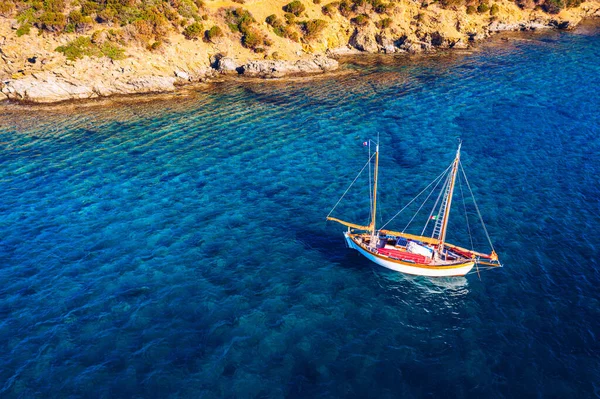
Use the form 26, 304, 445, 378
370, 143, 380, 235
438, 142, 461, 253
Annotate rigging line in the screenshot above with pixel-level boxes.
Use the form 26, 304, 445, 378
422, 166, 452, 236
460, 171, 480, 280
326, 152, 377, 219
459, 161, 495, 252
379, 162, 453, 231
458, 171, 475, 251
369, 141, 373, 225
402, 165, 447, 233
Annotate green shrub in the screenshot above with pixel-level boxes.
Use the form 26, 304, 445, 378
56, 36, 100, 59
321, 2, 337, 16
350, 13, 369, 25
205, 25, 223, 41
439, 0, 463, 7
284, 12, 295, 23
543, 0, 563, 13
490, 3, 499, 14
375, 17, 392, 28
17, 6, 35, 23
100, 41, 126, 59
55, 36, 126, 60
301, 19, 327, 39
338, 0, 352, 17
477, 2, 489, 12
43, 0, 65, 13
176, 0, 200, 20
466, 4, 476, 13
283, 0, 305, 16
0, 1, 15, 17
371, 0, 390, 13
68, 9, 84, 24
352, 0, 367, 12
81, 1, 100, 16
147, 40, 163, 50
97, 7, 117, 23
242, 28, 262, 48
183, 21, 203, 39
266, 14, 279, 25
38, 11, 67, 32
16, 23, 31, 36
225, 8, 255, 33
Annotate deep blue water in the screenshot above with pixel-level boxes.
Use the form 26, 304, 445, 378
1, 25, 600, 398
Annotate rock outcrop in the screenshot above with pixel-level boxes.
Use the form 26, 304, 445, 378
216, 57, 238, 74
240, 56, 339, 78
1, 73, 177, 103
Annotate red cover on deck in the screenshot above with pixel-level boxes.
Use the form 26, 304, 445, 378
377, 248, 431, 264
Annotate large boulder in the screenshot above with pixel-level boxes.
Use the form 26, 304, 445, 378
216, 57, 238, 73
349, 25, 378, 53
376, 32, 397, 54
1, 75, 94, 103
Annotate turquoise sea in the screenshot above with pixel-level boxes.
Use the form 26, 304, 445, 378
1, 24, 600, 398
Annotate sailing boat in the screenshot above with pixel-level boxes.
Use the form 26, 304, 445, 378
326, 141, 501, 277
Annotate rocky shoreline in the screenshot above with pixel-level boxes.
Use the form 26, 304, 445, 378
1, 3, 599, 105
0, 55, 340, 104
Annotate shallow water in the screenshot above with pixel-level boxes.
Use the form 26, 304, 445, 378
1, 26, 600, 398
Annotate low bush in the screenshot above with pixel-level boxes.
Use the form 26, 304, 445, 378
542, 0, 564, 13
183, 21, 203, 39
375, 17, 392, 28
477, 2, 489, 12
96, 7, 116, 23
338, 0, 352, 17
301, 19, 327, 39
371, 0, 391, 13
225, 7, 255, 33
466, 4, 476, 13
352, 0, 368, 12
283, 0, 306, 16
147, 40, 163, 51
350, 13, 369, 25
56, 36, 126, 60
205, 25, 223, 41
284, 12, 296, 23
44, 0, 65, 13
16, 23, 31, 36
490, 3, 499, 14
242, 29, 261, 47
80, 1, 99, 16
100, 41, 126, 59
38, 11, 67, 32
321, 2, 338, 16
0, 0, 15, 17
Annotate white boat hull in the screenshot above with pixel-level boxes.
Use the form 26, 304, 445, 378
344, 233, 475, 277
